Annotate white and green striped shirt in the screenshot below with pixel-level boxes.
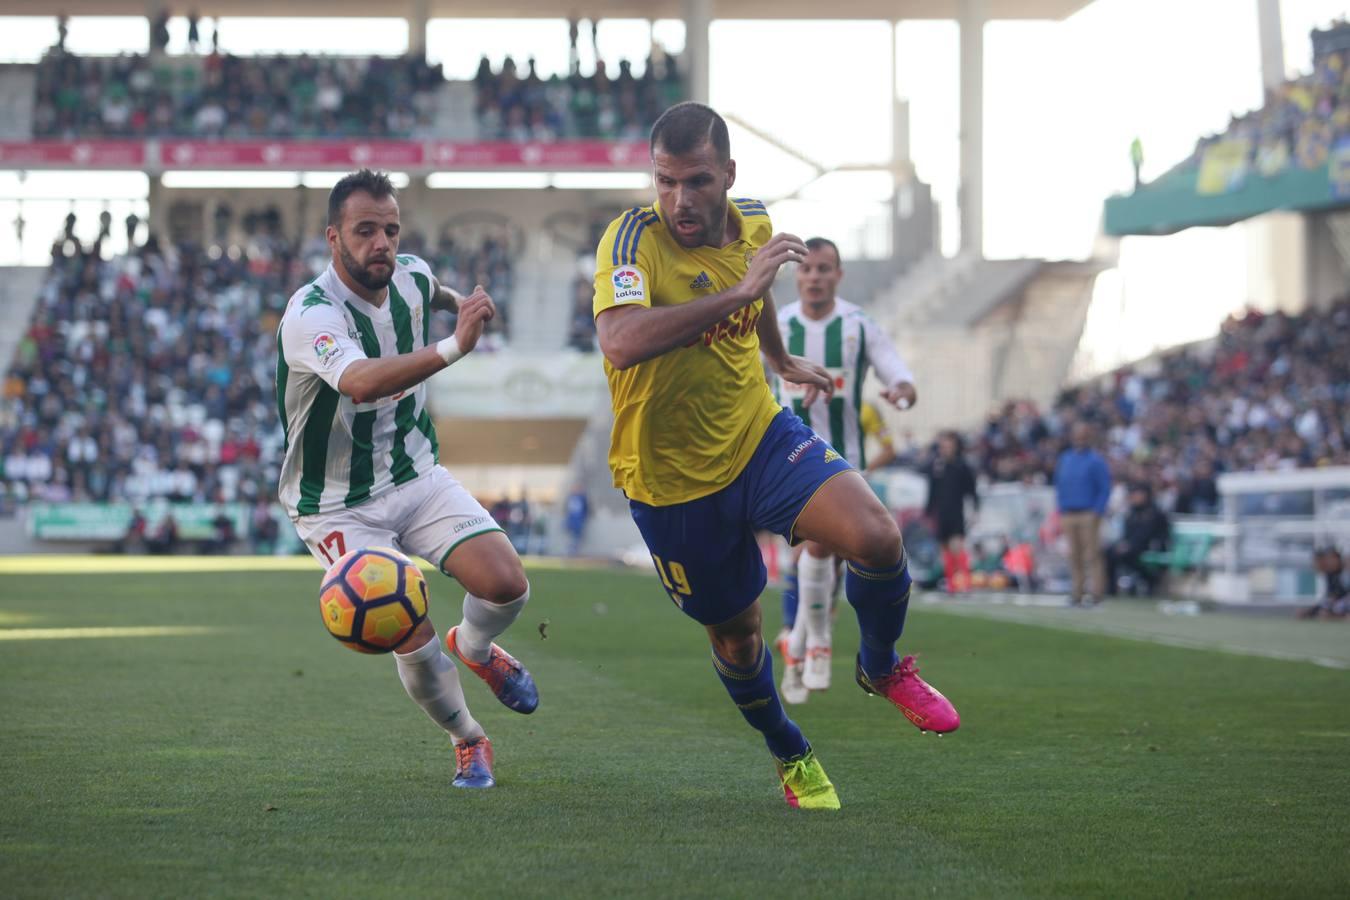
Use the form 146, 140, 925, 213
774, 297, 914, 469
275, 255, 440, 519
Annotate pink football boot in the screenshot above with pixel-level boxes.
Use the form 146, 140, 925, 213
856, 655, 960, 733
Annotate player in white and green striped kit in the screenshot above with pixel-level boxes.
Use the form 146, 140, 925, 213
276, 170, 538, 790
773, 237, 917, 703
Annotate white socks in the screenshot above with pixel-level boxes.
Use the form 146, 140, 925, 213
798, 551, 834, 651
787, 612, 808, 662
395, 634, 484, 742
455, 586, 529, 664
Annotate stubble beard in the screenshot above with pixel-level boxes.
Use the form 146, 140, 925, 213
338, 238, 393, 292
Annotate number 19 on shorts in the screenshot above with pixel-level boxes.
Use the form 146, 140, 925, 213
652, 555, 692, 608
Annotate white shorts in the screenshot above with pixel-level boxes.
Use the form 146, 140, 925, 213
292, 466, 502, 572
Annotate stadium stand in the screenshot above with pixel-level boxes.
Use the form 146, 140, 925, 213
912, 299, 1350, 513
32, 51, 445, 139
472, 53, 682, 142
0, 220, 513, 513
1152, 20, 1349, 185
25, 45, 682, 141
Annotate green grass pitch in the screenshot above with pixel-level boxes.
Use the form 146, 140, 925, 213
1, 566, 1348, 897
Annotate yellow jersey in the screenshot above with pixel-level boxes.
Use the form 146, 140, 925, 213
593, 197, 782, 506
861, 401, 885, 439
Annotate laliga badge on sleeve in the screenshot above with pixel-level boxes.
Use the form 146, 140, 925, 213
313, 332, 344, 368
612, 267, 647, 304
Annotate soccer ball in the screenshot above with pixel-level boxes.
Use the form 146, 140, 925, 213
319, 547, 429, 653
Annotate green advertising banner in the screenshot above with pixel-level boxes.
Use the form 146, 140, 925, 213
27, 503, 253, 541
1105, 152, 1349, 236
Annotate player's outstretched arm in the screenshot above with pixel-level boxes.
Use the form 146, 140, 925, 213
428, 274, 464, 313
597, 233, 809, 370
597, 287, 749, 370
339, 288, 495, 404
882, 382, 918, 410
863, 313, 918, 409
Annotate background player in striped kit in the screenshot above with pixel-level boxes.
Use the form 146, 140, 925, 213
773, 237, 918, 703
276, 170, 539, 790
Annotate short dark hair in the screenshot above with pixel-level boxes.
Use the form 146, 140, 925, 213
328, 169, 397, 227
805, 237, 841, 265
650, 101, 730, 162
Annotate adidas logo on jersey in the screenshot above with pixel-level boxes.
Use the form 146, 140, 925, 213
689, 271, 713, 290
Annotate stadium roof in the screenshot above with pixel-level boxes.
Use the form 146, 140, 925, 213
1, 0, 1092, 19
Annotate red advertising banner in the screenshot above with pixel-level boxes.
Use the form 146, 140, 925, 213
0, 140, 146, 167
425, 141, 648, 169
157, 140, 424, 169
0, 140, 649, 172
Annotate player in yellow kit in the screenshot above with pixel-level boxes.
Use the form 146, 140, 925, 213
592, 102, 959, 810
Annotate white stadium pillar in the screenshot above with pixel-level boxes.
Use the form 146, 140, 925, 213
408, 0, 429, 57
147, 174, 168, 241
682, 0, 712, 105
891, 20, 910, 169
1256, 0, 1285, 93
959, 0, 985, 258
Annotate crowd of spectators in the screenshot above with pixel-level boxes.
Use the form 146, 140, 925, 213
0, 213, 515, 516
903, 298, 1350, 518
32, 50, 444, 140
29, 22, 684, 142
0, 227, 290, 512
1176, 20, 1350, 180
473, 53, 683, 142
423, 231, 515, 342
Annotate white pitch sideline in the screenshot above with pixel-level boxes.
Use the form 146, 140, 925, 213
0, 554, 619, 576
920, 592, 1350, 670
0, 626, 222, 641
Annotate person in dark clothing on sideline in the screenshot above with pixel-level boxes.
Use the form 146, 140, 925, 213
925, 431, 979, 592
1054, 421, 1112, 605
1174, 460, 1219, 515
1299, 547, 1348, 620
1105, 483, 1171, 596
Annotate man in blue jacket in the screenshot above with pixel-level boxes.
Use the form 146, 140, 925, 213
1054, 422, 1112, 605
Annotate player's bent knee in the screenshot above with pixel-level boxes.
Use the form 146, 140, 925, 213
466, 562, 528, 604
852, 516, 903, 571
443, 530, 529, 602
711, 631, 760, 667
707, 605, 762, 667
486, 571, 529, 604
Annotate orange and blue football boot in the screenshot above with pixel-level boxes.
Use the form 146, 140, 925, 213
452, 736, 495, 789
775, 747, 840, 810
856, 654, 960, 734
446, 626, 539, 714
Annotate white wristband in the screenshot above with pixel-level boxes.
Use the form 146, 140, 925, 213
435, 336, 464, 366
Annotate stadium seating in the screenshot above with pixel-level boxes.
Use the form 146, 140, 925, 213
25, 48, 683, 141
1156, 22, 1348, 186
0, 222, 513, 514
923, 299, 1350, 512
471, 55, 682, 142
